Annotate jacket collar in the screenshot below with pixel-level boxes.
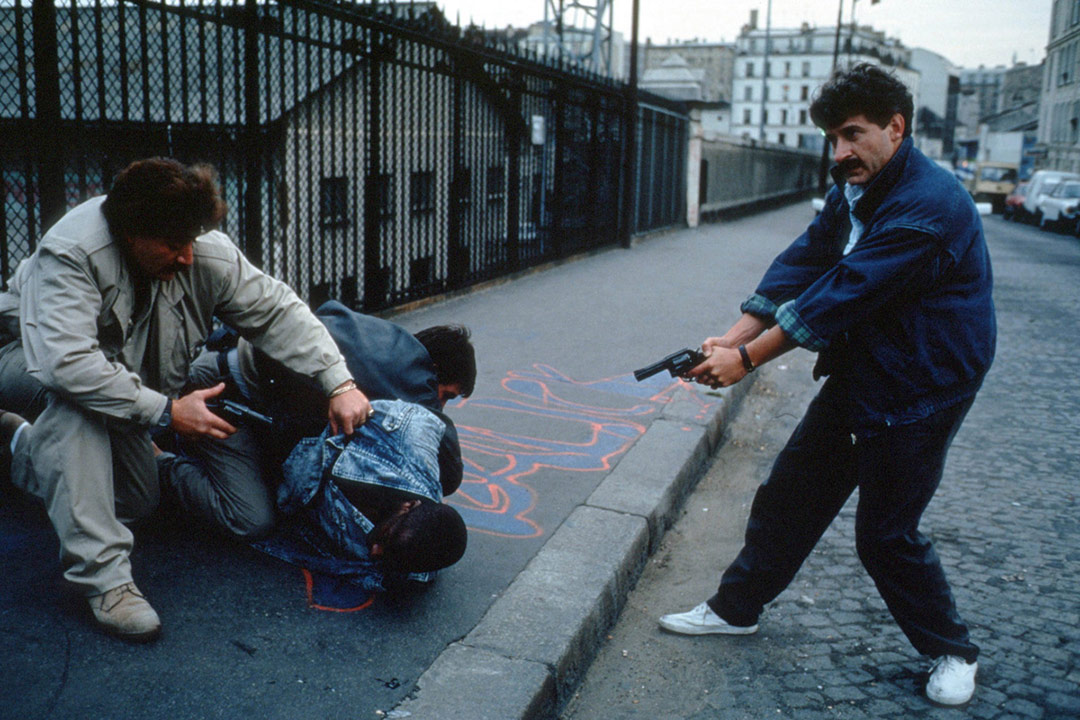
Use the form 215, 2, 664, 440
829, 136, 914, 223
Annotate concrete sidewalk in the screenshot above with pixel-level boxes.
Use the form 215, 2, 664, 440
388, 203, 810, 719
0, 201, 812, 720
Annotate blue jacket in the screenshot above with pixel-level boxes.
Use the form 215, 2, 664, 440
253, 399, 445, 590
743, 139, 996, 432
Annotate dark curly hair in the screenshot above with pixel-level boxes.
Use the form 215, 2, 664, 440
378, 501, 467, 574
101, 157, 227, 241
414, 325, 476, 397
809, 63, 913, 138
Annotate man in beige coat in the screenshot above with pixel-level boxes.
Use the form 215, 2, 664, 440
0, 158, 372, 642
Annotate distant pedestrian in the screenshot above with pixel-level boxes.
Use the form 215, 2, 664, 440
659, 64, 995, 707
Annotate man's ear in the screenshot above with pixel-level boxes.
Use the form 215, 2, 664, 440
369, 543, 383, 557
889, 112, 905, 142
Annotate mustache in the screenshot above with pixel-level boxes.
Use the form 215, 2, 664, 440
839, 158, 864, 175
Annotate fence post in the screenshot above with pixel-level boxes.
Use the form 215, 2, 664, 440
505, 75, 522, 272
243, 0, 263, 268
447, 72, 466, 287
362, 35, 384, 309
32, 0, 65, 229
619, 0, 640, 248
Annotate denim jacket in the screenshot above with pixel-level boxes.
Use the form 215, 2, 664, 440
254, 399, 445, 589
743, 139, 996, 432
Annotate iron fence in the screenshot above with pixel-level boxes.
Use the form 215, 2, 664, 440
1, 0, 688, 310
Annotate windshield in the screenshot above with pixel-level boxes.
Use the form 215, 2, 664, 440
1054, 182, 1080, 199
980, 167, 1017, 183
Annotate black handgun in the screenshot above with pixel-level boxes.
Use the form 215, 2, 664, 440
209, 398, 274, 428
633, 348, 707, 382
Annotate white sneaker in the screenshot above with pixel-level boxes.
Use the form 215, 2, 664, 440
658, 601, 758, 636
926, 655, 977, 705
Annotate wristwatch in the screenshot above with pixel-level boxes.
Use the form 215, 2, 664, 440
157, 398, 173, 429
738, 345, 756, 373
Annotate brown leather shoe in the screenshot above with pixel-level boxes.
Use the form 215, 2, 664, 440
88, 583, 162, 642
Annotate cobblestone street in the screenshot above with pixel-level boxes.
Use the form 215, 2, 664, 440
561, 214, 1080, 719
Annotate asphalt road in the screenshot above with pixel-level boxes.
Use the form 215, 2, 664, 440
560, 213, 1080, 719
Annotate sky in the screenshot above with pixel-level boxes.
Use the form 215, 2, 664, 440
434, 0, 1051, 70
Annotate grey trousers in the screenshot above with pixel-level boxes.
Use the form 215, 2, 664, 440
11, 393, 159, 596
155, 349, 276, 539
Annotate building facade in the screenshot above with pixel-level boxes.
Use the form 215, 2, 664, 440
639, 39, 735, 104
729, 19, 917, 152
1039, 0, 1080, 171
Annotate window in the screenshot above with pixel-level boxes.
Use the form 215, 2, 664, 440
370, 173, 394, 219
743, 108, 752, 124
410, 170, 435, 213
319, 176, 348, 227
799, 109, 808, 125
1059, 43, 1077, 86
781, 109, 788, 125
746, 62, 755, 78
763, 109, 769, 125
454, 168, 472, 207
802, 61, 811, 77
782, 84, 790, 101
784, 61, 791, 77
1072, 0, 1080, 26
486, 165, 505, 202
778, 132, 786, 145
744, 85, 753, 101
800, 85, 809, 101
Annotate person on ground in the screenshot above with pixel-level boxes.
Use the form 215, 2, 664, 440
658, 64, 995, 707
0, 158, 371, 642
156, 302, 476, 577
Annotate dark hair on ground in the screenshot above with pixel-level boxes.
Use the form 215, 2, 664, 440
414, 325, 476, 397
380, 502, 468, 574
101, 157, 227, 241
809, 63, 913, 138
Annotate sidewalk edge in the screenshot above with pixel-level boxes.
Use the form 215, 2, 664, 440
392, 377, 756, 720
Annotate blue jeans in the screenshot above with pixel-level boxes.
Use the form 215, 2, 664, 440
709, 390, 979, 662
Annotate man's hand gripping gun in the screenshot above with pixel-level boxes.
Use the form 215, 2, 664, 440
208, 399, 274, 429
633, 348, 706, 382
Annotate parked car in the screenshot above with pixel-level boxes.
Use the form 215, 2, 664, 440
1021, 170, 1080, 223
1035, 180, 1080, 231
1002, 182, 1028, 221
964, 162, 1018, 213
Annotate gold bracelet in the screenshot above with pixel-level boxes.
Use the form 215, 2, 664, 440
328, 379, 357, 399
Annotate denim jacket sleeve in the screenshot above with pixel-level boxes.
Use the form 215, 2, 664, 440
775, 222, 947, 351
742, 183, 849, 326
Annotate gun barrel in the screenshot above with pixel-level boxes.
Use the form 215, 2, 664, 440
633, 347, 705, 383
632, 361, 667, 382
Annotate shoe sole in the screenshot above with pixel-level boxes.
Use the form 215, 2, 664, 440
104, 624, 162, 643
657, 619, 759, 636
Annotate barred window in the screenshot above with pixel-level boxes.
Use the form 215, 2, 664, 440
319, 176, 348, 227
370, 173, 394, 220
486, 165, 505, 202
410, 170, 435, 213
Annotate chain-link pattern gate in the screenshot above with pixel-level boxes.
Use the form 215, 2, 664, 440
1, 0, 688, 309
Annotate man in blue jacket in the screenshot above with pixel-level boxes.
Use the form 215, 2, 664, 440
658, 64, 995, 707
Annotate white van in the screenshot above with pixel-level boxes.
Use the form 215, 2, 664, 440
1021, 170, 1080, 222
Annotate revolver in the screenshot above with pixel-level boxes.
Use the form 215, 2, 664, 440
633, 348, 706, 382
209, 398, 274, 429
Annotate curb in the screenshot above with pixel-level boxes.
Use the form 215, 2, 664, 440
392, 376, 756, 719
